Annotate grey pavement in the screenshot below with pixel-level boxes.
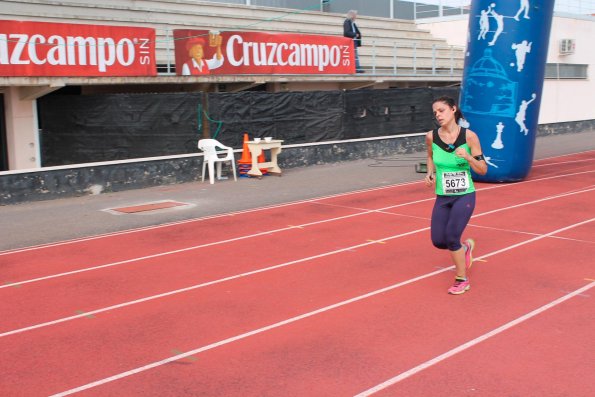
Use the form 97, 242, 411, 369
1, 130, 593, 251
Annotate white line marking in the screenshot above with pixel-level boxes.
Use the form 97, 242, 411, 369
0, 207, 417, 289
48, 268, 450, 397
0, 227, 430, 338
472, 218, 594, 260
48, 218, 594, 396
2, 162, 592, 255
3, 182, 593, 290
0, 181, 422, 255
533, 158, 594, 168
354, 281, 595, 397
4, 216, 593, 339
471, 186, 595, 218
467, 223, 595, 244
317, 184, 595, 223
535, 149, 595, 163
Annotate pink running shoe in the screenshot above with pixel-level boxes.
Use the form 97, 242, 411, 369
464, 238, 475, 271
448, 278, 470, 295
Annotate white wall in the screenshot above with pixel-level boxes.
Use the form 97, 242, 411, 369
540, 15, 595, 124
3, 88, 40, 170
416, 17, 469, 47
418, 14, 595, 124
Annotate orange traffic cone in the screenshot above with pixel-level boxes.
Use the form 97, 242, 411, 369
237, 133, 252, 177
258, 144, 268, 175
238, 133, 251, 164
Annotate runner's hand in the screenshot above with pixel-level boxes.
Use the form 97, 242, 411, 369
455, 147, 470, 160
425, 173, 435, 187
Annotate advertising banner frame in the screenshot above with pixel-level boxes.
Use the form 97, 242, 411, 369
174, 29, 356, 75
0, 20, 156, 77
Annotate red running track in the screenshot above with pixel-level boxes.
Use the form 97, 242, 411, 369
1, 151, 594, 396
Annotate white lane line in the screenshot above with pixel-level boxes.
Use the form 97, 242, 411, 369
533, 158, 594, 168
535, 149, 595, 163
2, 162, 592, 256
467, 223, 595, 245
0, 226, 431, 338
3, 180, 593, 290
354, 281, 595, 397
0, 205, 419, 290
316, 184, 595, 219
472, 186, 595, 218
48, 218, 594, 397
5, 215, 593, 338
472, 218, 594, 259
0, 181, 422, 255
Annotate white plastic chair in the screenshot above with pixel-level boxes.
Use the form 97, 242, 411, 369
198, 139, 237, 184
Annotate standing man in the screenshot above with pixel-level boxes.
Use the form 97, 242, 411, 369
343, 10, 364, 73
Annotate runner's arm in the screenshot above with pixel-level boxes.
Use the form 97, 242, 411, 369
424, 131, 436, 186
457, 129, 488, 175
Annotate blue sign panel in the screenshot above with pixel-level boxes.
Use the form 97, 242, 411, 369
460, 0, 555, 182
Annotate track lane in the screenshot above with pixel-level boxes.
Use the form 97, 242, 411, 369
55, 232, 594, 397
2, 161, 592, 285
0, 212, 428, 333
1, 151, 592, 392
2, 216, 592, 396
2, 181, 593, 336
0, 203, 365, 281
362, 256, 595, 396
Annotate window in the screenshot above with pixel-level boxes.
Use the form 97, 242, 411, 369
545, 63, 588, 79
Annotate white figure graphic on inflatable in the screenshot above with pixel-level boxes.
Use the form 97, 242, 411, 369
511, 40, 532, 72
488, 4, 504, 47
492, 122, 505, 149
515, 93, 537, 135
478, 7, 490, 40
484, 156, 499, 168
514, 0, 531, 21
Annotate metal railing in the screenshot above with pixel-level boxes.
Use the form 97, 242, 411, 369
413, 0, 469, 20
156, 30, 466, 77
362, 40, 464, 76
413, 0, 595, 21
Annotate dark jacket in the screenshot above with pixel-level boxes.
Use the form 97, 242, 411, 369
343, 18, 362, 47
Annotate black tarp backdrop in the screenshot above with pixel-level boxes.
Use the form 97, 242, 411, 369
344, 87, 459, 139
38, 87, 460, 166
207, 90, 345, 148
39, 92, 204, 166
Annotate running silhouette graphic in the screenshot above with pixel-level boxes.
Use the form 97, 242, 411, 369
515, 93, 537, 135
514, 0, 531, 21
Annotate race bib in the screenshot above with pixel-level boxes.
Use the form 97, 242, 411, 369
442, 171, 469, 194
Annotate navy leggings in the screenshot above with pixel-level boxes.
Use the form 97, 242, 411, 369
431, 192, 476, 251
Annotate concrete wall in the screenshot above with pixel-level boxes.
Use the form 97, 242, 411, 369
1, 119, 593, 205
0, 133, 426, 205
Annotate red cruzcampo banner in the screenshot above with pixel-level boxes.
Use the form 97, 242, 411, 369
174, 29, 355, 75
0, 20, 156, 77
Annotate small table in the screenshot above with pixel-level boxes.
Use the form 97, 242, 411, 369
246, 140, 284, 178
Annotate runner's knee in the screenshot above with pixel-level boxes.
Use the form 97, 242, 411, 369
431, 237, 448, 250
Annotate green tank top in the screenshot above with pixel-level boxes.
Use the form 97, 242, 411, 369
432, 128, 476, 196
